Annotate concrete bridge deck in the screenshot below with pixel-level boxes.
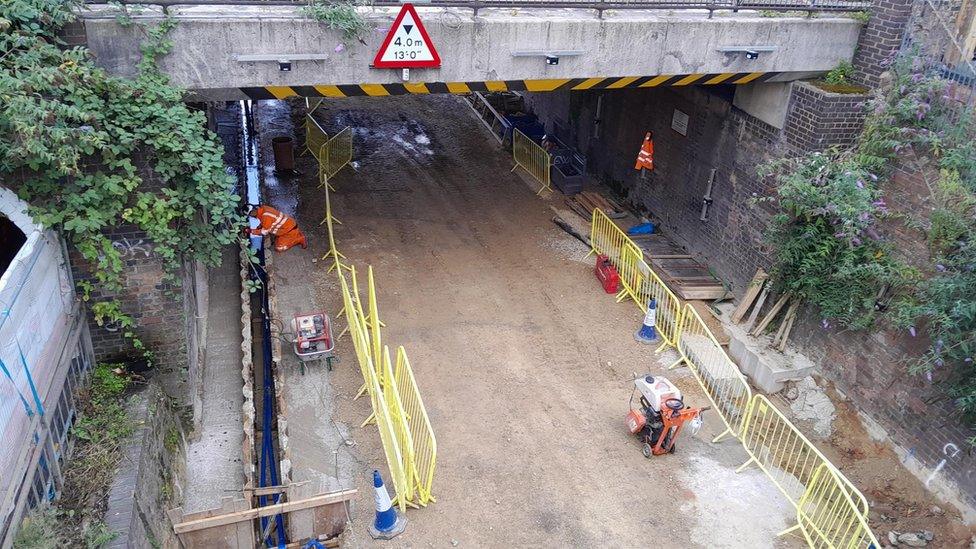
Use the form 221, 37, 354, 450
78, 4, 863, 101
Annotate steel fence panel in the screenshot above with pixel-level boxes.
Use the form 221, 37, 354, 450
394, 346, 438, 506
336, 271, 410, 512
672, 303, 753, 442
322, 127, 353, 183
381, 345, 418, 507
305, 115, 328, 162
796, 464, 880, 548
511, 129, 552, 195
738, 395, 869, 517
632, 255, 683, 347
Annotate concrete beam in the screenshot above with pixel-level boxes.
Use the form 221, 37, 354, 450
732, 81, 793, 129
80, 5, 863, 98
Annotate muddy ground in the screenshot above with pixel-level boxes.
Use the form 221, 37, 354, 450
249, 94, 971, 548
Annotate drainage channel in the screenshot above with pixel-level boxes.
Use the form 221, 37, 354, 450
241, 99, 289, 547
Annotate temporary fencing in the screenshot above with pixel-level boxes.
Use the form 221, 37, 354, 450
670, 302, 753, 443
511, 128, 552, 195
308, 133, 437, 511
738, 395, 869, 516
796, 464, 879, 548
320, 127, 353, 186
587, 210, 879, 547
305, 115, 329, 161
588, 209, 682, 347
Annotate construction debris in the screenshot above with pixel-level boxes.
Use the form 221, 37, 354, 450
785, 377, 835, 437
887, 530, 935, 547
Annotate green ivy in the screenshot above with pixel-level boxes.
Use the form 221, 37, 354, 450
300, 0, 372, 45
1, 0, 242, 359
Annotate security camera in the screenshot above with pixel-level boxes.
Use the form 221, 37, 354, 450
278, 60, 292, 72
745, 50, 759, 60
545, 55, 559, 66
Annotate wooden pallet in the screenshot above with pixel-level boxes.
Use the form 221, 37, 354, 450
629, 233, 729, 300
571, 191, 627, 219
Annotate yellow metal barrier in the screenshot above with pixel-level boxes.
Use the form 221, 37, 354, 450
631, 255, 683, 348
336, 271, 410, 512
588, 209, 681, 348
670, 302, 753, 442
511, 128, 552, 195
320, 127, 353, 186
738, 395, 868, 516
795, 464, 880, 548
393, 346, 437, 505
380, 345, 417, 507
305, 115, 329, 161
323, 186, 437, 510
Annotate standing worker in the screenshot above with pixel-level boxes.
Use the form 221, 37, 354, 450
248, 205, 308, 252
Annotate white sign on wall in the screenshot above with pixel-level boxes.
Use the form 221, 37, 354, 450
671, 109, 689, 136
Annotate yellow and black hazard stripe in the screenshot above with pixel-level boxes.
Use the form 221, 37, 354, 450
241, 72, 781, 99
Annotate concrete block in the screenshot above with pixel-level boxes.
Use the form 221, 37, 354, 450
714, 303, 816, 393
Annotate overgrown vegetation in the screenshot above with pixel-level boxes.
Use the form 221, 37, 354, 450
300, 0, 372, 44
813, 61, 869, 94
14, 364, 134, 548
760, 53, 976, 438
0, 0, 242, 359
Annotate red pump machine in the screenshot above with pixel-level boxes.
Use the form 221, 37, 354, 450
291, 312, 336, 373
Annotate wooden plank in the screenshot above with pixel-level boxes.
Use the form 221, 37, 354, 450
173, 490, 357, 534
776, 302, 799, 351
731, 268, 769, 324
743, 284, 770, 332
751, 292, 791, 336
673, 286, 731, 300
285, 539, 340, 548
647, 254, 694, 260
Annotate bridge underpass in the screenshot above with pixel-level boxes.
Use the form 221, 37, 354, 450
241, 83, 814, 546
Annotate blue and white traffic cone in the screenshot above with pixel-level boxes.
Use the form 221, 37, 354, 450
634, 299, 658, 344
368, 470, 406, 540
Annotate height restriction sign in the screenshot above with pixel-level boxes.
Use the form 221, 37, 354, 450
372, 3, 441, 69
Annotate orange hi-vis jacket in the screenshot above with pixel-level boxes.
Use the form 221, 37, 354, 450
250, 205, 297, 237
634, 132, 654, 171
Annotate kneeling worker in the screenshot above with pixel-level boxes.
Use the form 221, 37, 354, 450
248, 205, 308, 252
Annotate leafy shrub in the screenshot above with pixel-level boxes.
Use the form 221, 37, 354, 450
824, 61, 855, 86
758, 151, 910, 329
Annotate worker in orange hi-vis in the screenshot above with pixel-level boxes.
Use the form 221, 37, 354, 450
634, 131, 654, 172
248, 205, 308, 252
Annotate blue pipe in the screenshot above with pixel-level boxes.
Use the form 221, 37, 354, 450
255, 247, 287, 547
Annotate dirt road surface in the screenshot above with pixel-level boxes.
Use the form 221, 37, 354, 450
256, 95, 799, 548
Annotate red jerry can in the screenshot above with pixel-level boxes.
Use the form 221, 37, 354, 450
595, 254, 620, 294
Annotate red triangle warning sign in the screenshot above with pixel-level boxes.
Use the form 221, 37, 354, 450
372, 3, 441, 69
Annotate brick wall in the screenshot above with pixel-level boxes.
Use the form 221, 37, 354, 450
58, 19, 88, 48
784, 82, 869, 152
852, 0, 914, 88
526, 82, 868, 292
69, 225, 190, 382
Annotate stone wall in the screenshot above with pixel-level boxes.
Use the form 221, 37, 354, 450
105, 385, 187, 549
